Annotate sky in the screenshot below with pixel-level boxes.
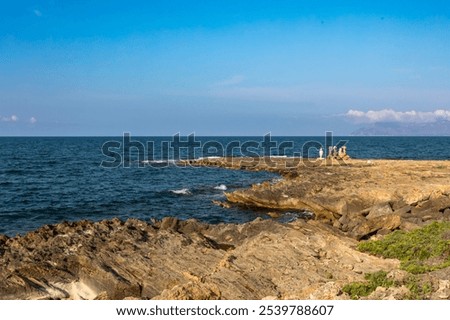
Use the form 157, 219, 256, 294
1, 0, 450, 136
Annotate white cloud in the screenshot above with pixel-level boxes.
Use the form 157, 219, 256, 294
346, 109, 450, 123
0, 115, 40, 124
1, 114, 19, 122
33, 9, 42, 17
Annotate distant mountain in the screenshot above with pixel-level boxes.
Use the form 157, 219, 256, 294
351, 120, 450, 136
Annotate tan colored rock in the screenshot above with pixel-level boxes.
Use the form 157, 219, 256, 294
267, 211, 281, 218
94, 291, 110, 300
366, 203, 393, 219
399, 221, 422, 231
432, 280, 450, 299
219, 159, 450, 237
352, 215, 401, 240
443, 208, 450, 221
0, 218, 399, 300
367, 286, 410, 300
308, 282, 342, 300
394, 205, 413, 217
387, 270, 409, 283
153, 282, 221, 300
212, 200, 232, 208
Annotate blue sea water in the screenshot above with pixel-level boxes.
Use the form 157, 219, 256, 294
0, 136, 449, 236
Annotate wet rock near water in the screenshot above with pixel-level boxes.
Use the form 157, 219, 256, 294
218, 159, 450, 239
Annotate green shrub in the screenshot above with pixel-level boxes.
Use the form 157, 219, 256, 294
358, 222, 450, 274
404, 275, 433, 300
342, 271, 393, 299
342, 271, 432, 300
342, 282, 374, 299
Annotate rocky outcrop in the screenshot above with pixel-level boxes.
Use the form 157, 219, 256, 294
0, 217, 399, 300
213, 159, 450, 239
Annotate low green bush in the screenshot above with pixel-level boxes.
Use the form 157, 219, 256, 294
358, 222, 450, 273
342, 271, 393, 299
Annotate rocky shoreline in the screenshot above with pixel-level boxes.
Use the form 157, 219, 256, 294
1, 158, 450, 300
0, 217, 401, 300
187, 157, 450, 239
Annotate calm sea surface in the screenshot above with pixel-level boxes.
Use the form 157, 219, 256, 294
1, 136, 449, 236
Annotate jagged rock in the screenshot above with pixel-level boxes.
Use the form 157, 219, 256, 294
266, 212, 281, 218
212, 200, 232, 208
0, 218, 399, 300
160, 217, 179, 230
366, 203, 393, 219
376, 228, 393, 236
308, 282, 342, 300
352, 215, 401, 240
387, 270, 409, 283
94, 291, 110, 300
399, 221, 422, 231
411, 196, 450, 218
345, 216, 366, 233
220, 159, 450, 238
367, 286, 410, 300
443, 209, 450, 221
394, 205, 413, 217
431, 280, 450, 299
422, 213, 443, 221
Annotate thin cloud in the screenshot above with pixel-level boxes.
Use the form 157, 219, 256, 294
30, 117, 37, 124
213, 75, 245, 87
1, 115, 19, 122
33, 9, 42, 17
346, 109, 450, 123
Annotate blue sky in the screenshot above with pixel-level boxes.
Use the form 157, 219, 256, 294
1, 1, 450, 135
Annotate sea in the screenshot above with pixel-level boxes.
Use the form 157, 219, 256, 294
1, 136, 449, 237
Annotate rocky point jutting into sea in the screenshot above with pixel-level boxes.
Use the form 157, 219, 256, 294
1, 157, 450, 300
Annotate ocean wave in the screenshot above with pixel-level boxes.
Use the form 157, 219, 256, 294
170, 188, 191, 195
195, 156, 221, 160
214, 184, 227, 191
142, 160, 177, 164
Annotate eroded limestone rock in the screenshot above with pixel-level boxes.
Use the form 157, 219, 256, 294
0, 218, 398, 300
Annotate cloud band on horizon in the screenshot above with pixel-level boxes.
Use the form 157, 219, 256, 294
346, 109, 450, 123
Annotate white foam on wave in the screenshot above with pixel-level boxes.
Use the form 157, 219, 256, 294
270, 155, 288, 158
191, 156, 221, 161
170, 188, 191, 195
142, 160, 177, 164
214, 184, 227, 191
